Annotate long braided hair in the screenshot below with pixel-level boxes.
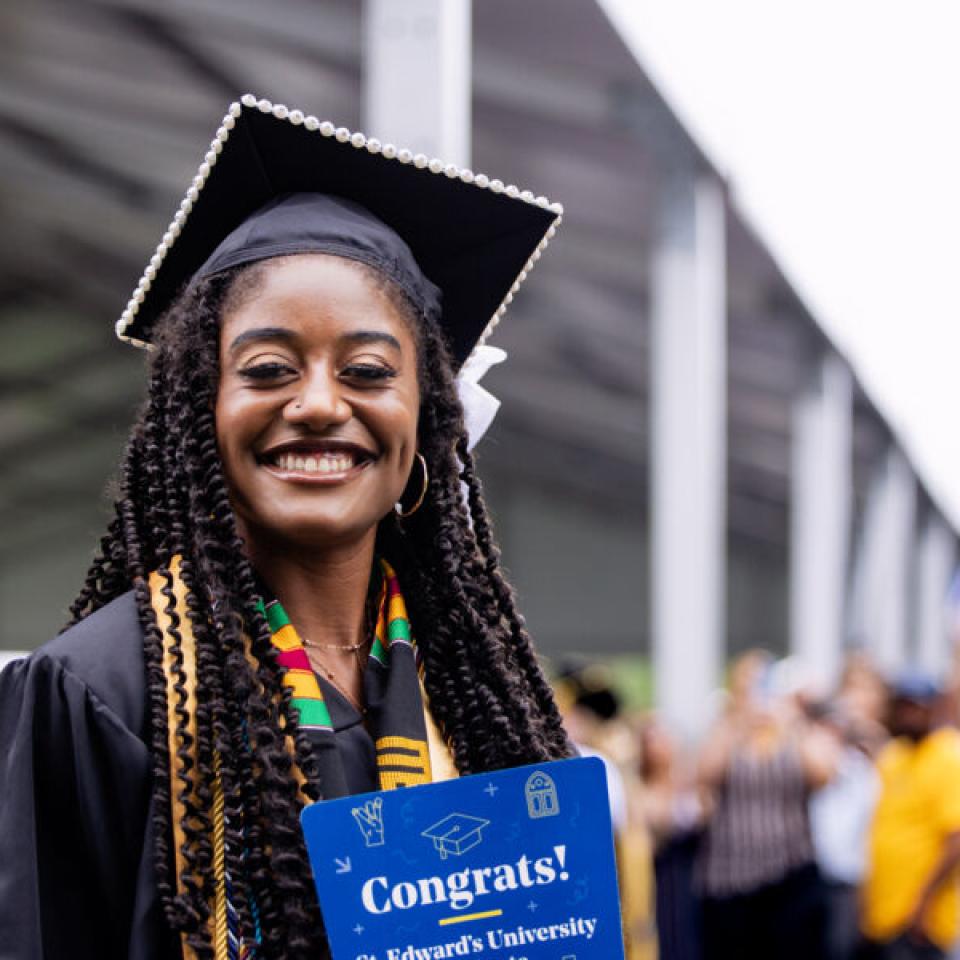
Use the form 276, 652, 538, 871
68, 258, 572, 959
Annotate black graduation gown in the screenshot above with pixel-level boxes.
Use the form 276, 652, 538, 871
0, 592, 387, 960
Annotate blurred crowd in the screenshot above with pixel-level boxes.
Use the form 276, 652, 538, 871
554, 645, 960, 960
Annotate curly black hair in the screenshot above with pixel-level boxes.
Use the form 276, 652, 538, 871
68, 258, 573, 959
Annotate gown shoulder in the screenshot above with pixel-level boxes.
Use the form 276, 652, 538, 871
0, 591, 177, 960
29, 590, 149, 738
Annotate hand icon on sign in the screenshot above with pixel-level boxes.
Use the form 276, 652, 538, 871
351, 798, 385, 847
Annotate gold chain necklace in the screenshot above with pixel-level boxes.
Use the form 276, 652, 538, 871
298, 596, 378, 715
301, 636, 367, 652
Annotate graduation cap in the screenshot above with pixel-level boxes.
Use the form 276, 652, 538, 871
116, 94, 563, 369
421, 813, 490, 859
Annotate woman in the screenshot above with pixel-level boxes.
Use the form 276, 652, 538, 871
696, 650, 838, 960
0, 96, 572, 960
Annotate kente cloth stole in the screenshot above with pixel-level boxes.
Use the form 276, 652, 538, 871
148, 556, 457, 960
257, 558, 437, 791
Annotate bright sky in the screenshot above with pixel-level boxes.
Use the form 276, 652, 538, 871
602, 0, 960, 528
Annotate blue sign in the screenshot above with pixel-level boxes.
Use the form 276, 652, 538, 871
301, 756, 625, 960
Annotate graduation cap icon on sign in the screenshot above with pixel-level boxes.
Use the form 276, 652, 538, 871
422, 813, 490, 860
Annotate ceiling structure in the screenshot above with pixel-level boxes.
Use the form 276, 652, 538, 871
1, 0, 936, 649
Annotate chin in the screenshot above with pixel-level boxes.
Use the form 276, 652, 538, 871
258, 511, 390, 551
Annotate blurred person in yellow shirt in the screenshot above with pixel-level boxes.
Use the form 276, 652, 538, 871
859, 671, 960, 960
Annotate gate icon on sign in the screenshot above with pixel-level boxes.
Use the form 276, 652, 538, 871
525, 771, 559, 819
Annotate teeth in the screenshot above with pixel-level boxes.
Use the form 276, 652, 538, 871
274, 452, 357, 472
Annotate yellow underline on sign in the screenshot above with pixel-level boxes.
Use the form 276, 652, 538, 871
438, 909, 503, 927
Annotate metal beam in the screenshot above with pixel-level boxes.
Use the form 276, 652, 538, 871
106, 7, 243, 99
0, 109, 153, 207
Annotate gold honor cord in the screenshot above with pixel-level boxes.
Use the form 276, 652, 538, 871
149, 556, 220, 960
420, 681, 460, 783
211, 751, 229, 958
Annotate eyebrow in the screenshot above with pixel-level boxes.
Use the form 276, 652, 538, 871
228, 327, 403, 354
228, 327, 294, 354
342, 330, 403, 351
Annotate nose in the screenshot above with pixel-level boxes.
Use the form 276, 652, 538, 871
283, 366, 351, 428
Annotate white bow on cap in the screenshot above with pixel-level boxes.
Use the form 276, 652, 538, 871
456, 346, 507, 452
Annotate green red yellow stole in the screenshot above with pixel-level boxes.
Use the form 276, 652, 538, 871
258, 558, 433, 790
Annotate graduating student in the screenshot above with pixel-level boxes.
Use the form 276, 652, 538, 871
0, 95, 572, 960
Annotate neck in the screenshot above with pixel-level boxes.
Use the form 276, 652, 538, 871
245, 532, 378, 650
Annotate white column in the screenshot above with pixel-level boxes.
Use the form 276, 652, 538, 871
916, 514, 956, 675
363, 0, 472, 166
650, 172, 727, 740
789, 353, 852, 692
848, 447, 916, 672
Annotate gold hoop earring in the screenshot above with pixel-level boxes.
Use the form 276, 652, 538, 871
395, 452, 428, 518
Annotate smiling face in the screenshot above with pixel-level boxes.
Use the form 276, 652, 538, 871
216, 254, 420, 555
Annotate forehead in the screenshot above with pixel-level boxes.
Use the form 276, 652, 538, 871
220, 253, 411, 341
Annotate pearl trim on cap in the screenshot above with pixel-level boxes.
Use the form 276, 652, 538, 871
116, 94, 563, 361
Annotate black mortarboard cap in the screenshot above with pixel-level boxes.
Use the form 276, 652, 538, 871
116, 94, 563, 369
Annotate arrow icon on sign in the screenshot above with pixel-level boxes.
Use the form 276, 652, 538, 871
335, 857, 352, 874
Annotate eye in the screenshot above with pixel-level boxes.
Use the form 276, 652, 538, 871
238, 361, 297, 382
341, 362, 398, 383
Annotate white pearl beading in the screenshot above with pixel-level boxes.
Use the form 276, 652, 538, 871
116, 94, 563, 361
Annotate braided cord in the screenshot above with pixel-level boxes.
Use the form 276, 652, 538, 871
212, 751, 229, 960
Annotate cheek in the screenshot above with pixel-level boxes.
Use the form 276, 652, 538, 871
213, 389, 253, 482
213, 393, 232, 458
373, 387, 420, 457
401, 380, 421, 442
398, 400, 421, 463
